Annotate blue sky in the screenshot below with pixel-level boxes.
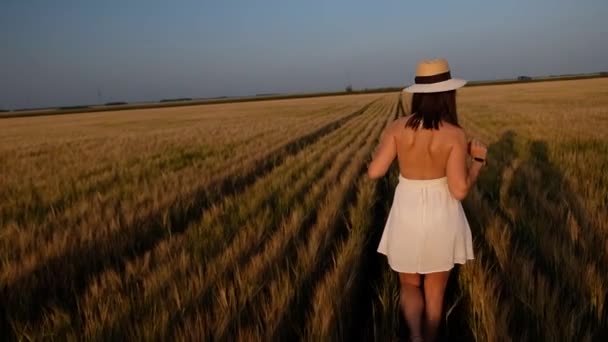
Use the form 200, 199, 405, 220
1, 0, 607, 109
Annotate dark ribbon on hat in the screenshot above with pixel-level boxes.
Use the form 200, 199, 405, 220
415, 71, 451, 84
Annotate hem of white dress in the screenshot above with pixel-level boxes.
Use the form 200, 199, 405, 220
377, 251, 474, 274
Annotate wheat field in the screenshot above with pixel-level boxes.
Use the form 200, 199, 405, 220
1, 78, 607, 341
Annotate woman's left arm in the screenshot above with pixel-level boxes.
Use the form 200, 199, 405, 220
367, 124, 397, 179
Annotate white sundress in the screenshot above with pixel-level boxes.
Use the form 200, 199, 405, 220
377, 174, 474, 274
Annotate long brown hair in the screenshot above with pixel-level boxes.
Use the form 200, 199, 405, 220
405, 90, 459, 130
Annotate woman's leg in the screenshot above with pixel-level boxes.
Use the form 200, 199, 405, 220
422, 270, 451, 342
398, 272, 424, 340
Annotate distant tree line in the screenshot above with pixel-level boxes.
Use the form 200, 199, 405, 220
58, 105, 90, 110
255, 93, 281, 97
159, 98, 192, 103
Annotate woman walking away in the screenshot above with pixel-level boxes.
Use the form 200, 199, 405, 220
368, 58, 487, 342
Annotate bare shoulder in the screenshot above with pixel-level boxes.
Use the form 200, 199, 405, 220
440, 123, 467, 146
385, 117, 407, 135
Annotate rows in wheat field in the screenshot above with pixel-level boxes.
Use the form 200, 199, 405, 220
253, 99, 393, 340
76, 98, 389, 340
305, 175, 377, 340
303, 99, 398, 340
187, 98, 395, 341
0, 97, 378, 229
0, 98, 383, 339
4, 101, 378, 336
104, 97, 394, 341
12, 96, 393, 340
0, 99, 376, 257
1, 99, 371, 240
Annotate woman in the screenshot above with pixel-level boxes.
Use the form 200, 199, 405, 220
368, 58, 487, 342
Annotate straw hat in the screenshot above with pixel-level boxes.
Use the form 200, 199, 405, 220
403, 58, 467, 93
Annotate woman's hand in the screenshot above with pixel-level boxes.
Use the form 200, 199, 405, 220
467, 139, 487, 160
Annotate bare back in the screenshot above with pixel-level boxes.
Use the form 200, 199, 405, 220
367, 115, 472, 199
394, 117, 462, 180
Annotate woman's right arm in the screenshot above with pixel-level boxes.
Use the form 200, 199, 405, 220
446, 130, 486, 200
